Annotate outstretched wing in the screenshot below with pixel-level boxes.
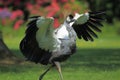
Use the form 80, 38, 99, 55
20, 16, 54, 65
72, 11, 105, 41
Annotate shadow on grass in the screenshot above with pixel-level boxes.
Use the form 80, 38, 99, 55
0, 48, 120, 73
0, 64, 35, 73
64, 48, 120, 71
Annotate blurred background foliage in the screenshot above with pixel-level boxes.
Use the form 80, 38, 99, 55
86, 0, 120, 23
0, 0, 120, 28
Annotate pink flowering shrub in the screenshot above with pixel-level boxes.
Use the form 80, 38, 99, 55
0, 0, 82, 29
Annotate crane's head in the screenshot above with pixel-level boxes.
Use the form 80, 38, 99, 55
65, 14, 76, 24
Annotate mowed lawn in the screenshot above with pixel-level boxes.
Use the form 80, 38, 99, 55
0, 49, 120, 80
0, 22, 120, 80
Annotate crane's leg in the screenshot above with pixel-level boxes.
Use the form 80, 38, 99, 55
54, 62, 63, 80
39, 65, 54, 80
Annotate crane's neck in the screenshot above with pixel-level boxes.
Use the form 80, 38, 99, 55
63, 21, 77, 40
63, 21, 73, 32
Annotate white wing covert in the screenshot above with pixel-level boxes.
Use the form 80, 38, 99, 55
36, 17, 55, 51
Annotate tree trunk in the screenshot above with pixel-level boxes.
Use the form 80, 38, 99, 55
0, 31, 20, 64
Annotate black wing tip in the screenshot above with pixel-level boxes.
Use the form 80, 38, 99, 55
89, 10, 106, 15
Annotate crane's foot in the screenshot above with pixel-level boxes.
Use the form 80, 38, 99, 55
39, 65, 54, 80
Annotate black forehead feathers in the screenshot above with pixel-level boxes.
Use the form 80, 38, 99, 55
68, 14, 73, 19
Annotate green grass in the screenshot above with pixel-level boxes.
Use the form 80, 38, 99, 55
0, 49, 120, 80
0, 21, 120, 80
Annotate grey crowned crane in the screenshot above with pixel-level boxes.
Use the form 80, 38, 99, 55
20, 11, 105, 80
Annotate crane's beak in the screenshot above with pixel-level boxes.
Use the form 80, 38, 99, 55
54, 62, 63, 80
